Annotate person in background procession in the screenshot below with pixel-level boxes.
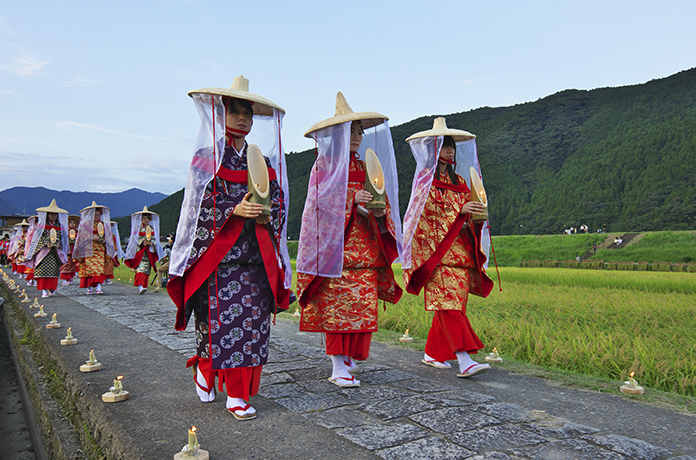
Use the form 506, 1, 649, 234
73, 201, 116, 295
156, 233, 174, 289
24, 199, 70, 298
8, 220, 30, 275
23, 215, 38, 286
60, 215, 80, 285
124, 206, 164, 294
0, 234, 10, 266
105, 221, 125, 285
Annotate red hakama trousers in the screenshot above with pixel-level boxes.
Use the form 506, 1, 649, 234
80, 275, 106, 288
325, 331, 372, 361
36, 278, 58, 291
424, 310, 484, 362
188, 356, 262, 400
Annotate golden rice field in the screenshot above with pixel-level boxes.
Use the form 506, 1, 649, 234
382, 266, 696, 397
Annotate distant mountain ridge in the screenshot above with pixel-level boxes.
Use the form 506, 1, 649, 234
0, 187, 168, 218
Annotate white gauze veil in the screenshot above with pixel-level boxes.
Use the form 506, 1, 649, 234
25, 211, 69, 264
72, 208, 116, 259
401, 136, 490, 269
170, 94, 292, 289
124, 213, 165, 261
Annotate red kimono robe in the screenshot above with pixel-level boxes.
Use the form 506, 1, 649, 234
298, 155, 402, 360
404, 173, 493, 360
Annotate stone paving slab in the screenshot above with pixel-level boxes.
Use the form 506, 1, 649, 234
409, 407, 502, 433
10, 275, 693, 459
360, 395, 437, 421
303, 407, 374, 429
514, 438, 628, 459
376, 436, 475, 460
337, 422, 430, 450
582, 434, 673, 460
447, 424, 547, 451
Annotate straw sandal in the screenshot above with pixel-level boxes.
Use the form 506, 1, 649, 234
457, 363, 491, 378
421, 359, 451, 369
228, 404, 257, 421
329, 376, 360, 388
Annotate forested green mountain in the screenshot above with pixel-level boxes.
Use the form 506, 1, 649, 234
152, 67, 696, 239
287, 67, 696, 237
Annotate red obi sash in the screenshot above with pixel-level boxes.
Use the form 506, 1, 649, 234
432, 179, 470, 193
348, 171, 365, 183
216, 166, 277, 183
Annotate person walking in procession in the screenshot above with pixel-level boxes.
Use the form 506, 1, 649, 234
73, 201, 116, 295
168, 76, 292, 420
296, 92, 403, 388
24, 199, 70, 298
402, 118, 494, 378
124, 206, 164, 294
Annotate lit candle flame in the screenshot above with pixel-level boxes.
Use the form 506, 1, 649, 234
191, 426, 196, 433
117, 376, 123, 381
630, 371, 635, 378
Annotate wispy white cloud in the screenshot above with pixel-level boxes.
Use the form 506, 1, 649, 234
2, 89, 19, 96
62, 75, 100, 86
0, 45, 48, 76
56, 121, 165, 140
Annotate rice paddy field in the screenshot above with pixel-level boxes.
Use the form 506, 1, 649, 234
380, 266, 696, 398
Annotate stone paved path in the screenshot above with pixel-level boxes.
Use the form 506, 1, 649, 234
58, 281, 695, 460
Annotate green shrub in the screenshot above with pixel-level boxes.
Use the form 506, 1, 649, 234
636, 261, 649, 271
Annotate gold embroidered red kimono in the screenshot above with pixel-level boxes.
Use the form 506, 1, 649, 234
77, 223, 109, 288
404, 173, 493, 358
298, 157, 402, 358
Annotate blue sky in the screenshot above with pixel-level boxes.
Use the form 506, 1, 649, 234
1, 1, 695, 195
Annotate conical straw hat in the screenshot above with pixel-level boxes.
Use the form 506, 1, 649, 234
405, 117, 476, 142
304, 92, 388, 138
80, 201, 110, 213
36, 199, 68, 214
188, 75, 284, 117
16, 219, 30, 227
131, 205, 158, 217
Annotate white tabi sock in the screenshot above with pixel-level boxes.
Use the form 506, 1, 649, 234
195, 366, 215, 402
138, 285, 144, 293
456, 351, 478, 373
330, 354, 351, 380
226, 397, 255, 416
96, 283, 102, 291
